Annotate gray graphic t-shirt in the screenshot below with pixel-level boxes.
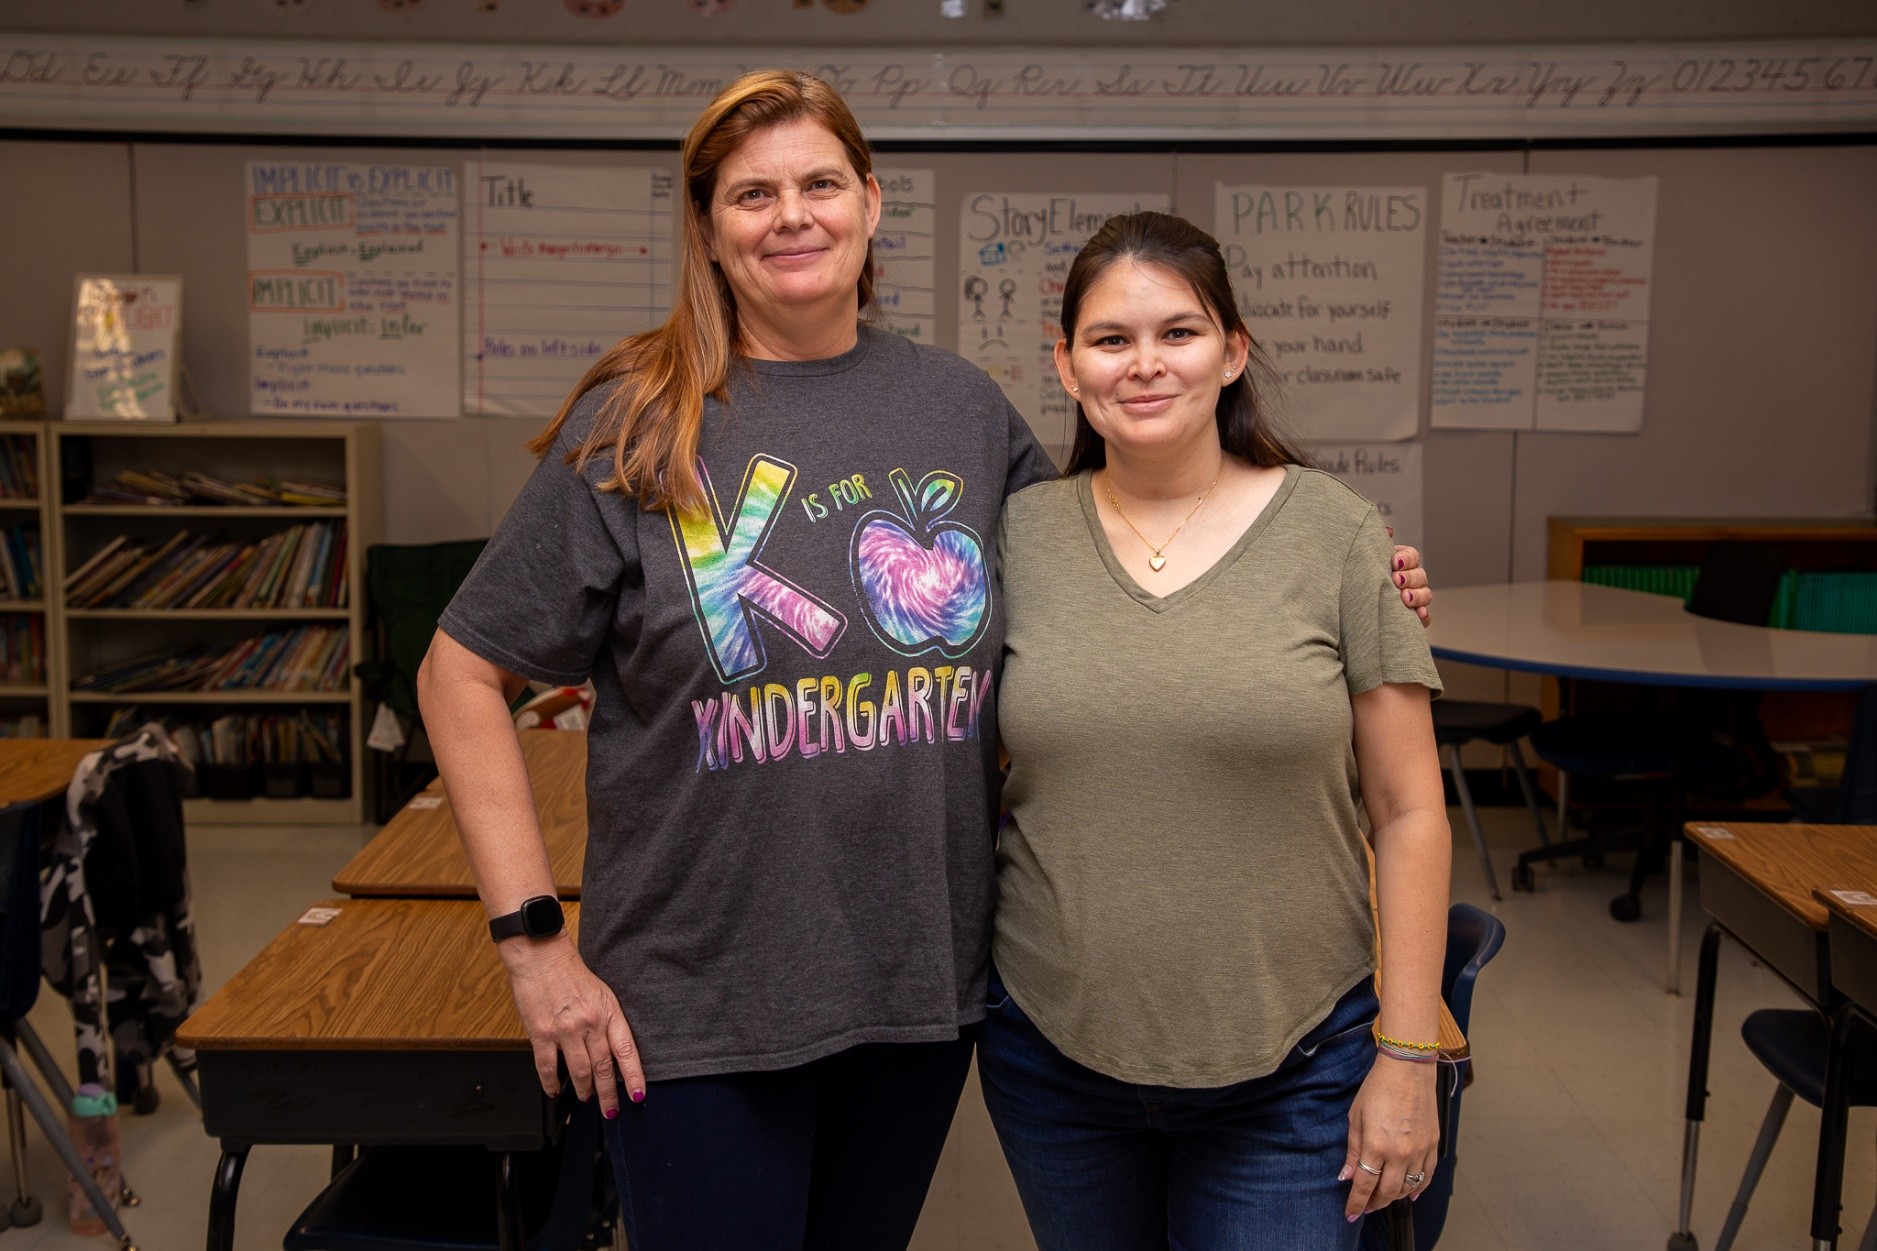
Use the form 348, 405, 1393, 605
440, 325, 1056, 1080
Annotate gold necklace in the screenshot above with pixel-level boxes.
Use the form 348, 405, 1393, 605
1102, 465, 1224, 573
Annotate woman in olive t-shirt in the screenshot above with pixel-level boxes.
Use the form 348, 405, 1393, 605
981, 211, 1451, 1250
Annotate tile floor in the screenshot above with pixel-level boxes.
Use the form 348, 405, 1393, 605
0, 805, 1869, 1250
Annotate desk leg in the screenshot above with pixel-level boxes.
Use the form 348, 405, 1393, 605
1670, 923, 1723, 1250
1810, 1007, 1860, 1251
1668, 843, 1684, 995
207, 1146, 248, 1251
496, 1151, 525, 1251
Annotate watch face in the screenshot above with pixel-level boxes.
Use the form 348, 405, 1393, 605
520, 896, 564, 937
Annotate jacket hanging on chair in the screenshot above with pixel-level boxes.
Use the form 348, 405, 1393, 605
41, 725, 204, 1089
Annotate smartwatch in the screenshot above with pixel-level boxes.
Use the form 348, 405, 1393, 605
488, 895, 565, 944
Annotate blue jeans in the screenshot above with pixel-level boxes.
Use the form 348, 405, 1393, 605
978, 968, 1379, 1251
603, 1032, 976, 1251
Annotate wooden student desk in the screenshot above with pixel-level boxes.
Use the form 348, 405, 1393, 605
176, 898, 582, 1251
1674, 822, 1877, 1251
0, 738, 114, 813
334, 729, 586, 898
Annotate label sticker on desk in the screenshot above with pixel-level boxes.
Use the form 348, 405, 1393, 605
1829, 890, 1877, 907
297, 907, 343, 927
1693, 825, 1735, 840
407, 795, 444, 810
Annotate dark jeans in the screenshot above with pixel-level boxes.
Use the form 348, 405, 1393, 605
978, 968, 1380, 1251
603, 1031, 977, 1251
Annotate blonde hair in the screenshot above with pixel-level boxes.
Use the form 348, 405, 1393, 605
526, 69, 878, 513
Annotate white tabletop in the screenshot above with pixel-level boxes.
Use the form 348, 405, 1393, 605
1425, 581, 1877, 691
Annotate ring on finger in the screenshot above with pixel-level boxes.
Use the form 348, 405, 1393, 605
1356, 1161, 1383, 1177
1403, 1171, 1426, 1186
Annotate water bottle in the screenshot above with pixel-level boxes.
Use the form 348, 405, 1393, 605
66, 1083, 120, 1236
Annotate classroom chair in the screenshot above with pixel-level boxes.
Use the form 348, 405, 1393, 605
354, 540, 489, 822
1706, 1009, 1877, 1251
1523, 542, 1786, 922
1430, 700, 1550, 900
1361, 902, 1508, 1251
283, 1097, 617, 1251
0, 803, 140, 1247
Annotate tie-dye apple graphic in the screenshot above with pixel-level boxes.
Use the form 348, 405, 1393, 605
850, 469, 991, 657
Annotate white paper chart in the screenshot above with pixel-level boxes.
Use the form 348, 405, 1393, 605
66, 274, 182, 420
1306, 441, 1424, 549
462, 161, 675, 417
958, 191, 1169, 454
1431, 173, 1658, 433
246, 160, 461, 418
1215, 185, 1428, 442
871, 168, 936, 345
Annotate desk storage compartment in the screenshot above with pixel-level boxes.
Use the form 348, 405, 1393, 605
1701, 856, 1831, 1002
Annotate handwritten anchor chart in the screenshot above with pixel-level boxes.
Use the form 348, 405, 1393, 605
463, 161, 674, 416
246, 160, 461, 418
958, 192, 1168, 456
1214, 185, 1427, 442
1431, 173, 1658, 433
1307, 442, 1424, 549
870, 168, 936, 345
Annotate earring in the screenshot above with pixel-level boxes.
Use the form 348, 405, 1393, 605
1224, 370, 1234, 381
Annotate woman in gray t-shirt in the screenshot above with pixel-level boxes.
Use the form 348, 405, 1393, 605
981, 211, 1451, 1250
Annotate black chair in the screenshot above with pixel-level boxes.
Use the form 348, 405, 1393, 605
284, 1097, 614, 1251
1522, 542, 1787, 922
354, 540, 489, 822
1431, 701, 1551, 900
1707, 1009, 1877, 1251
1362, 903, 1508, 1251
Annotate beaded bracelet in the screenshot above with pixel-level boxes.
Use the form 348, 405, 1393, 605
1376, 1040, 1440, 1064
1375, 1031, 1440, 1052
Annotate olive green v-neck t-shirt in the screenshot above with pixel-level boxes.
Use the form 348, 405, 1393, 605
993, 466, 1442, 1087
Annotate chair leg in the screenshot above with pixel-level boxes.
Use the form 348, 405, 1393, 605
6, 1086, 34, 1224
1715, 1084, 1794, 1251
1859, 1182, 1877, 1251
163, 1054, 202, 1112
15, 1022, 75, 1110
1447, 746, 1501, 901
1557, 771, 1570, 835
0, 1039, 135, 1246
1507, 743, 1551, 847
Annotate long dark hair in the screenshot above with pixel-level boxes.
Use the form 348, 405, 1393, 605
1060, 211, 1308, 474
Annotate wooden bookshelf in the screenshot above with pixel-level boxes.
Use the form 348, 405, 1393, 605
51, 420, 381, 825
0, 424, 51, 739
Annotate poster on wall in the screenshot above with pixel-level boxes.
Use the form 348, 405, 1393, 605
1214, 185, 1427, 442
1430, 173, 1658, 433
1306, 441, 1423, 549
462, 160, 675, 417
958, 191, 1169, 455
871, 168, 936, 345
246, 160, 461, 418
66, 274, 183, 420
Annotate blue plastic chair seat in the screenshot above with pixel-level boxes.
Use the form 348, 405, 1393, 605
1432, 701, 1541, 748
1740, 1009, 1877, 1109
1528, 714, 1675, 778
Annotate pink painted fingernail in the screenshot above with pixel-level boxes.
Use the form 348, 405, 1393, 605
1394, 558, 1404, 570
1396, 574, 1406, 587
1337, 1166, 1351, 1182
604, 1107, 618, 1120
1348, 1213, 1360, 1224
630, 1088, 646, 1104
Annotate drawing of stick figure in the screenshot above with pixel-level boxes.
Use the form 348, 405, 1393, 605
998, 278, 1017, 319
964, 276, 988, 320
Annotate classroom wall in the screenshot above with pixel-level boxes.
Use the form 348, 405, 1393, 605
4, 0, 1873, 49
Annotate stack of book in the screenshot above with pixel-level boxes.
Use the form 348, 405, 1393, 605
0, 436, 36, 500
109, 708, 345, 766
82, 469, 346, 508
0, 714, 44, 738
65, 522, 348, 610
0, 523, 40, 600
71, 624, 348, 694
0, 616, 44, 684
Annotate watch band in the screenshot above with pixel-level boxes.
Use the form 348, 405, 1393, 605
488, 895, 564, 943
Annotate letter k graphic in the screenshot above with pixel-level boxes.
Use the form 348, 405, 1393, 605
669, 455, 846, 684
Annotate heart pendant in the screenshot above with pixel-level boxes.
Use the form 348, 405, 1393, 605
1148, 555, 1167, 572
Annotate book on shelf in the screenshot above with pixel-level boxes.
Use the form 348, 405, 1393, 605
70, 624, 348, 695
106, 707, 346, 766
81, 468, 347, 509
0, 615, 44, 685
64, 522, 348, 610
0, 522, 41, 601
0, 434, 37, 501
